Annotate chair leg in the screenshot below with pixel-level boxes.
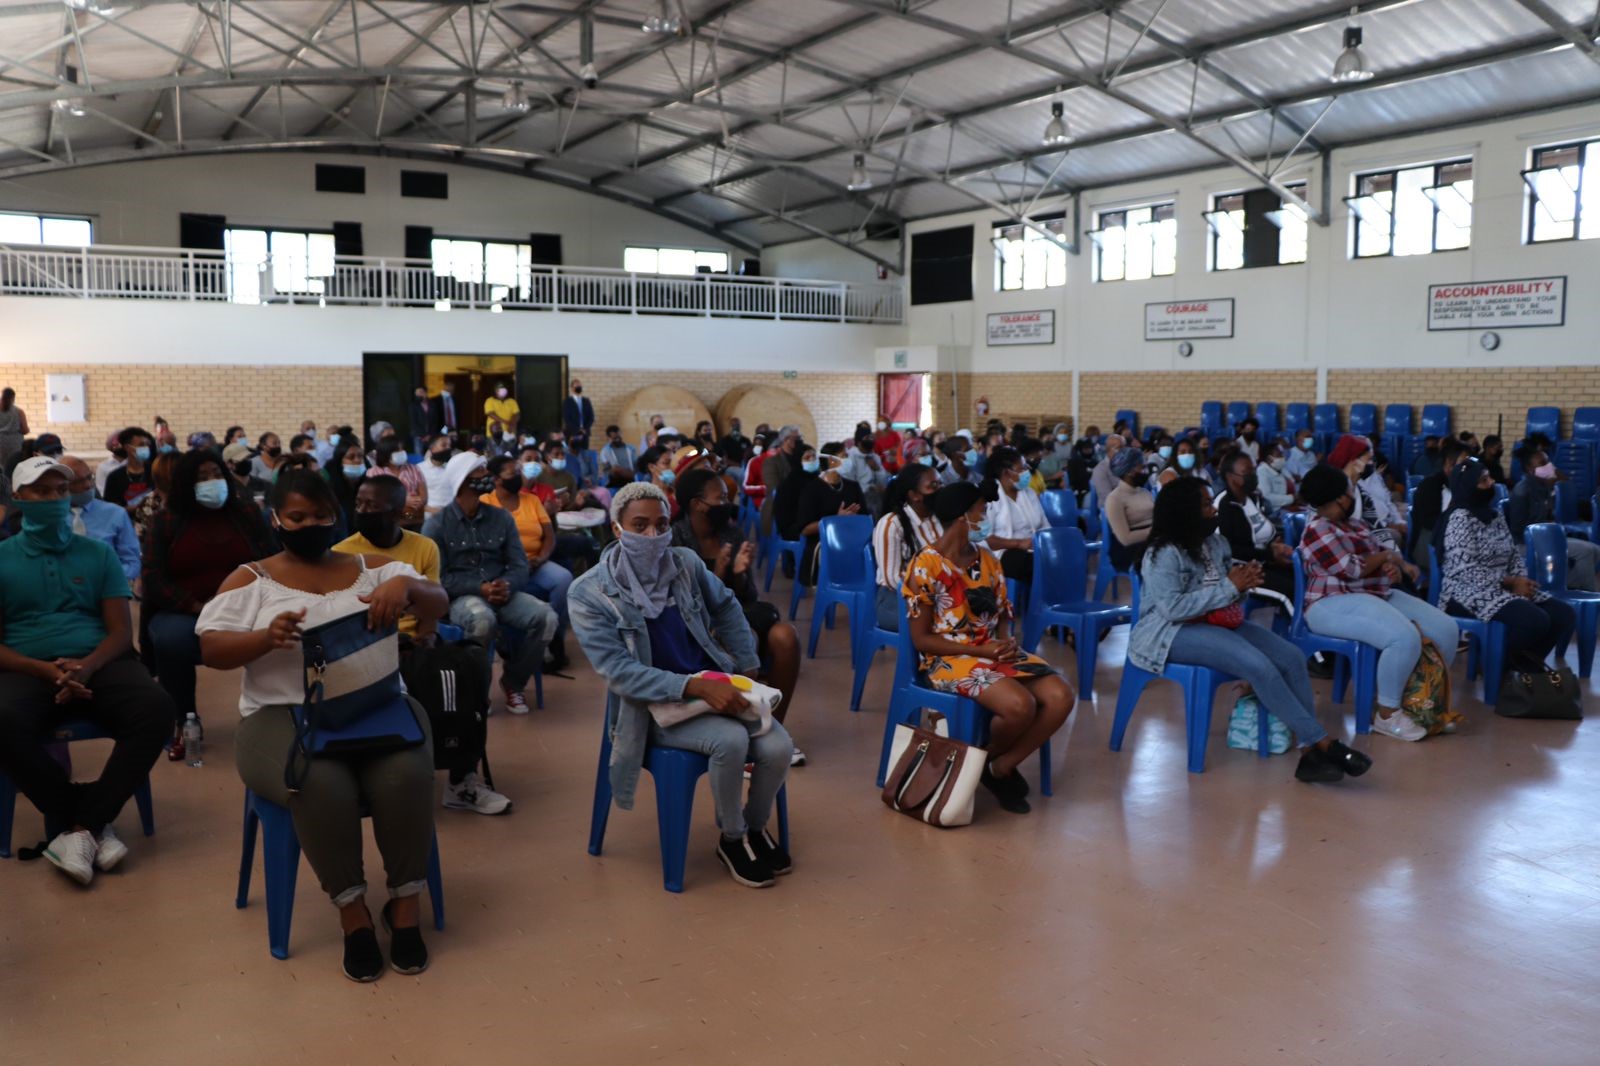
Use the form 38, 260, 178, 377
1021, 607, 1045, 655
1256, 700, 1271, 758
652, 761, 702, 894
257, 801, 302, 961
762, 543, 778, 592
236, 793, 258, 908
587, 738, 613, 857
0, 776, 15, 859
426, 833, 445, 931
1074, 624, 1098, 703
1037, 738, 1053, 797
1577, 607, 1597, 679
1108, 672, 1150, 752
807, 594, 827, 658
775, 785, 790, 853
1184, 676, 1216, 774
1331, 654, 1349, 703
532, 666, 544, 710
1481, 627, 1505, 706
1353, 648, 1376, 735
876, 691, 913, 788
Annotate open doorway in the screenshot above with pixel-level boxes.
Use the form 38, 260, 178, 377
363, 352, 567, 450
878, 372, 930, 430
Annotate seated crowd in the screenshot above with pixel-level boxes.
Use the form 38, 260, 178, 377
0, 401, 1588, 982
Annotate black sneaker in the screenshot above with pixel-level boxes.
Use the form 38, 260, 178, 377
342, 926, 385, 983
747, 828, 792, 875
980, 764, 1031, 814
716, 835, 775, 888
381, 899, 430, 975
1327, 739, 1373, 778
1305, 655, 1334, 679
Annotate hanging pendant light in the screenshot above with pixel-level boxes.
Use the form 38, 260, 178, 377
501, 81, 530, 114
1330, 7, 1375, 83
847, 153, 872, 191
641, 0, 681, 35
51, 97, 86, 117
1041, 100, 1072, 146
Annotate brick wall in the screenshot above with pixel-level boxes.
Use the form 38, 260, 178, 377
1080, 370, 1319, 437
965, 373, 1073, 437
1326, 367, 1600, 440
571, 368, 877, 445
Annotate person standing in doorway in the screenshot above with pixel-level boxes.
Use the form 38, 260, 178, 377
563, 378, 597, 487
484, 384, 520, 445
409, 388, 436, 456
0, 387, 30, 470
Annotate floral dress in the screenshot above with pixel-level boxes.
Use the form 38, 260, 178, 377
902, 546, 1052, 696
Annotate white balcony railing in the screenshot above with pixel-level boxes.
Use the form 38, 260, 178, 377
0, 242, 903, 324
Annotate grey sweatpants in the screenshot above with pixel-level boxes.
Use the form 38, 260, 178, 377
235, 703, 435, 907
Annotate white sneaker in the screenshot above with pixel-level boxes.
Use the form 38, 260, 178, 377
94, 825, 128, 872
442, 773, 513, 815
1372, 709, 1427, 742
44, 829, 97, 885
789, 747, 807, 767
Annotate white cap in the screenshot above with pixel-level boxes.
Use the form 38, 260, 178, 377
955, 428, 975, 441
12, 455, 73, 489
443, 450, 488, 501
658, 426, 682, 438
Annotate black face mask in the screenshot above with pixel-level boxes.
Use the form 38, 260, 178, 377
572, 386, 583, 395
1130, 472, 1150, 488
467, 476, 495, 495
266, 446, 282, 458
1241, 430, 1255, 441
704, 502, 738, 529
1198, 515, 1219, 536
278, 521, 336, 560
1239, 472, 1259, 495
500, 474, 524, 494
354, 511, 399, 547
1360, 462, 1375, 480
1468, 484, 1496, 509
430, 450, 450, 464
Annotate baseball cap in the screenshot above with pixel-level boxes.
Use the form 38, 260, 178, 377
12, 455, 73, 489
222, 442, 253, 465
34, 433, 64, 457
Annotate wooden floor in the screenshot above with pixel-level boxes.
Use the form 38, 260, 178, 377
3, 578, 1598, 1065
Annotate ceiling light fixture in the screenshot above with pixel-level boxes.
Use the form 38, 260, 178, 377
1041, 100, 1073, 146
641, 0, 681, 35
1330, 7, 1375, 84
501, 81, 530, 113
847, 153, 872, 191
51, 97, 86, 117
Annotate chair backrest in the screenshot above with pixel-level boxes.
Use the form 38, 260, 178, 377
818, 513, 874, 590
1225, 401, 1251, 429
1427, 545, 1443, 607
1032, 526, 1088, 609
1348, 403, 1377, 436
1420, 403, 1451, 438
1383, 403, 1412, 437
1524, 522, 1570, 593
1128, 572, 1144, 623
1255, 401, 1281, 436
1040, 490, 1075, 528
1573, 407, 1600, 442
1493, 482, 1509, 512
1116, 409, 1139, 436
1406, 473, 1424, 495
1281, 510, 1307, 548
1554, 480, 1578, 523
1083, 487, 1102, 537
1313, 402, 1340, 434
1199, 401, 1224, 433
1288, 549, 1312, 638
1526, 406, 1561, 442
1285, 403, 1311, 435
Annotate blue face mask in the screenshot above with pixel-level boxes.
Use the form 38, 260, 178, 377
158, 444, 175, 455
1056, 434, 1069, 443
1158, 445, 1172, 459
195, 479, 228, 509
1177, 453, 1197, 470
70, 489, 94, 509
969, 517, 993, 544
1300, 438, 1314, 451
18, 497, 73, 552
550, 458, 567, 471
330, 434, 341, 448
134, 446, 151, 462
659, 468, 676, 485
801, 459, 820, 474
342, 464, 366, 479
917, 454, 934, 467
521, 461, 543, 480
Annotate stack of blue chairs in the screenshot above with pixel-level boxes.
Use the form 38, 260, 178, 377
1348, 403, 1377, 441
1381, 403, 1412, 464
1200, 401, 1226, 438
1313, 403, 1340, 453
1555, 481, 1592, 540
1420, 403, 1451, 440
1284, 402, 1311, 442
1526, 406, 1561, 444
1573, 407, 1600, 453
1115, 408, 1139, 437
1225, 402, 1251, 436
1555, 440, 1596, 504
1255, 402, 1281, 441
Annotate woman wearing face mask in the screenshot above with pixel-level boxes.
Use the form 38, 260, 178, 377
981, 445, 1049, 586
1328, 435, 1405, 551
198, 470, 447, 981
1436, 457, 1577, 673
1130, 477, 1373, 783
1156, 438, 1200, 488
143, 449, 276, 756
1256, 441, 1295, 512
1297, 465, 1459, 743
327, 442, 368, 534
480, 454, 572, 671
636, 445, 679, 517
872, 464, 944, 632
249, 432, 286, 484
484, 385, 520, 443
103, 426, 156, 511
903, 482, 1071, 813
570, 482, 794, 888
1103, 446, 1155, 572
420, 435, 455, 516
368, 441, 427, 530
790, 443, 864, 585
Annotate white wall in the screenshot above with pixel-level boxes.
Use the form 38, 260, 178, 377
903, 103, 1600, 379
762, 236, 899, 283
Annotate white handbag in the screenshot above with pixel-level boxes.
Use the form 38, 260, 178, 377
881, 711, 986, 828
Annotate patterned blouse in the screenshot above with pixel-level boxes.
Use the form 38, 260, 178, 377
901, 546, 1051, 697
1438, 509, 1548, 620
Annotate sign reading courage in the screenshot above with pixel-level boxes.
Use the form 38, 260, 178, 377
1145, 298, 1234, 341
1427, 276, 1566, 331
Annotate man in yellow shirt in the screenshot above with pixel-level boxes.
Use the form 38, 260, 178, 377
483, 384, 520, 444
334, 474, 511, 816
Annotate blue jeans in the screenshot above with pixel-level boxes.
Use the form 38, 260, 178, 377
1166, 621, 1328, 747
649, 714, 792, 840
524, 560, 573, 633
875, 585, 902, 632
147, 610, 203, 727
1305, 590, 1459, 708
449, 593, 558, 693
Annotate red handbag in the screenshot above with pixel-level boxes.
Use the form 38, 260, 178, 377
1204, 602, 1245, 629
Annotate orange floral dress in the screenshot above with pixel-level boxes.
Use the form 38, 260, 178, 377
902, 546, 1052, 696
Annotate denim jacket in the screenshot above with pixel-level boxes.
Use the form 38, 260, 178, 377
422, 502, 529, 601
1126, 534, 1240, 674
568, 544, 758, 810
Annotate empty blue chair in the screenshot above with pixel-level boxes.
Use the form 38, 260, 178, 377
1225, 402, 1251, 435
1525, 523, 1599, 678
737, 494, 760, 542
1200, 401, 1225, 436
1020, 528, 1131, 701
0, 720, 156, 859
236, 790, 444, 960
876, 599, 1052, 795
1115, 409, 1139, 437
1348, 403, 1377, 438
1255, 402, 1281, 439
808, 514, 874, 658
588, 715, 790, 893
1313, 402, 1341, 453
1421, 404, 1451, 439
1573, 407, 1600, 444
1040, 490, 1076, 528
761, 490, 807, 595
1285, 403, 1311, 438
1526, 406, 1561, 443
1427, 546, 1508, 704
1093, 507, 1133, 601
1286, 553, 1377, 735
850, 547, 899, 712
1107, 575, 1258, 773
1554, 481, 1591, 540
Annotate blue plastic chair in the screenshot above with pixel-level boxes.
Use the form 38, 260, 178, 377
1421, 404, 1451, 439
1079, 486, 1104, 554
1255, 402, 1281, 440
1093, 507, 1132, 601
1287, 553, 1377, 734
1313, 402, 1341, 454
1553, 481, 1591, 540
1427, 545, 1508, 704
1281, 511, 1307, 548
1107, 575, 1261, 773
1285, 403, 1311, 437
1040, 490, 1076, 529
1200, 401, 1225, 437
0, 720, 156, 859
1348, 403, 1377, 438
1573, 407, 1600, 444
808, 514, 874, 658
587, 715, 790, 893
1493, 483, 1509, 513
1020, 528, 1131, 702
850, 545, 900, 712
1225, 402, 1250, 436
1526, 406, 1561, 443
1383, 403, 1412, 441
1116, 409, 1139, 437
761, 490, 807, 595
876, 598, 1052, 795
737, 494, 760, 543
236, 789, 444, 960
1525, 523, 1599, 678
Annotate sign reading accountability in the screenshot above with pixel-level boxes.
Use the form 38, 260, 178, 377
1427, 276, 1566, 331
986, 310, 1055, 346
1145, 299, 1234, 341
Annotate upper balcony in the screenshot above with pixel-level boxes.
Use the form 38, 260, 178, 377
0, 242, 903, 325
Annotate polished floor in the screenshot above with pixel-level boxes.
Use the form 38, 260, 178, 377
2, 581, 1598, 1066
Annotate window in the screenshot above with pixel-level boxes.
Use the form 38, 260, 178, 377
431, 236, 533, 301
1205, 183, 1307, 270
991, 214, 1069, 291
223, 227, 335, 303
1090, 202, 1174, 282
1346, 159, 1472, 257
623, 245, 729, 275
1525, 140, 1600, 243
0, 211, 92, 246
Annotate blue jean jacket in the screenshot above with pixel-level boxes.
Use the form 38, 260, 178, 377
568, 544, 759, 810
1126, 534, 1241, 674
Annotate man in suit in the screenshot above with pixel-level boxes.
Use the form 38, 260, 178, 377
562, 378, 597, 487
409, 387, 437, 455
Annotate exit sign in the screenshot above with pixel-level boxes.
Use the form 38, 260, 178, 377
782, 370, 798, 379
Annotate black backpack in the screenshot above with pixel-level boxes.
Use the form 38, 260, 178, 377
400, 637, 492, 785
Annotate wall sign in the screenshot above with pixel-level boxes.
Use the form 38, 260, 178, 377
45, 373, 86, 423
986, 310, 1055, 346
1427, 276, 1566, 331
1144, 299, 1234, 340
893, 349, 908, 368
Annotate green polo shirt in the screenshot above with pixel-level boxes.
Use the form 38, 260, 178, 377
0, 533, 130, 660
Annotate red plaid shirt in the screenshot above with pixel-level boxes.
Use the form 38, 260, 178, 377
1298, 514, 1392, 608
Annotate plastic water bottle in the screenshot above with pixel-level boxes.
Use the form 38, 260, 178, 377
183, 713, 203, 767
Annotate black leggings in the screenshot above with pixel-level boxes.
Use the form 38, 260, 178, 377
999, 549, 1033, 584
1447, 597, 1577, 667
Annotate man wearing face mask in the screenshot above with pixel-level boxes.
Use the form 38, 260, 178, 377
103, 426, 156, 511
1103, 445, 1154, 572
599, 425, 637, 490
421, 435, 455, 516
423, 452, 557, 714
1506, 446, 1599, 591
484, 383, 520, 444
759, 425, 801, 542
1286, 432, 1319, 482
0, 456, 172, 885
61, 456, 140, 586
563, 379, 597, 486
